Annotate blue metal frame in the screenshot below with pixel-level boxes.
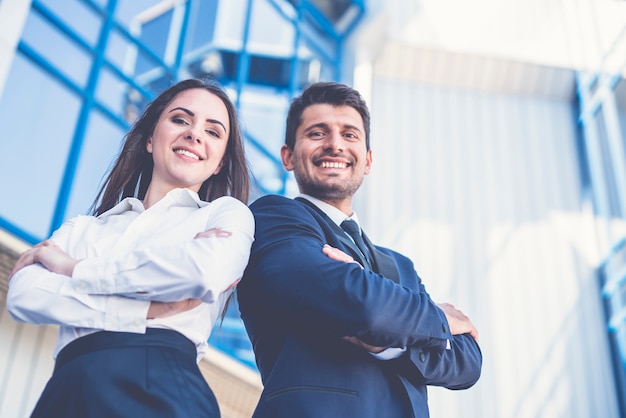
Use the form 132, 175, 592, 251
598, 238, 626, 417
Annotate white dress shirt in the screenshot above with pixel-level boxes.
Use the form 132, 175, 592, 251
7, 188, 254, 361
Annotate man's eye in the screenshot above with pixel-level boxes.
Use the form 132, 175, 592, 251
309, 131, 325, 138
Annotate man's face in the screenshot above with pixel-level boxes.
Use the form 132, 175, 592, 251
281, 104, 372, 206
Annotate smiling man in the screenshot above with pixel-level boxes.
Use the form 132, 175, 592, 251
237, 82, 482, 418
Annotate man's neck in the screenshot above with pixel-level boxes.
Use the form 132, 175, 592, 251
299, 193, 353, 216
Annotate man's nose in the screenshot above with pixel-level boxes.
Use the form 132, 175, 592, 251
323, 131, 343, 151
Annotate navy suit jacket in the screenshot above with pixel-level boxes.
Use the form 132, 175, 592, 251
238, 195, 482, 418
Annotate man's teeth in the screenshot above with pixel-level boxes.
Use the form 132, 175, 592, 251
320, 161, 347, 168
175, 149, 200, 160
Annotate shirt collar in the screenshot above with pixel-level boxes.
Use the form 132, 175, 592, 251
98, 188, 205, 218
298, 194, 361, 228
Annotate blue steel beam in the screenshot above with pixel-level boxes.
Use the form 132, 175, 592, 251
49, 0, 118, 235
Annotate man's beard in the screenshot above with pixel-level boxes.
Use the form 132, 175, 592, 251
295, 171, 363, 203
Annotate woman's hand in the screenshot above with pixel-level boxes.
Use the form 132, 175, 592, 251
9, 240, 78, 281
322, 244, 363, 268
322, 244, 386, 352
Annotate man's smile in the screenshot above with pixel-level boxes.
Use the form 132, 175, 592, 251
319, 161, 349, 169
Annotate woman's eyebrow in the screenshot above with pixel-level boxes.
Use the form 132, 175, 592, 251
169, 106, 194, 116
169, 107, 227, 132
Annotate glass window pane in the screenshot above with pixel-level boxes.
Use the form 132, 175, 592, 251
64, 110, 127, 219
138, 10, 172, 63
36, 0, 102, 46
105, 28, 137, 74
21, 8, 92, 88
95, 67, 134, 122
0, 55, 82, 240
594, 107, 622, 218
114, 0, 165, 27
185, 0, 218, 53
614, 78, 626, 164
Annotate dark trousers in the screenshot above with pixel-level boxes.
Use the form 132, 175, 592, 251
31, 329, 220, 418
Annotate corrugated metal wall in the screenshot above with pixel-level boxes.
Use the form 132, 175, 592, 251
353, 57, 621, 417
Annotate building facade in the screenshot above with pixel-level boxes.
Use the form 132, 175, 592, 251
1, 0, 625, 417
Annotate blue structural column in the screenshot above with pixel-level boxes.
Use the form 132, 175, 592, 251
49, 0, 118, 235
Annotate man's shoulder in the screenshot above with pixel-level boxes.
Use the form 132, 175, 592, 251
249, 194, 328, 227
250, 194, 292, 207
249, 194, 305, 213
372, 243, 413, 265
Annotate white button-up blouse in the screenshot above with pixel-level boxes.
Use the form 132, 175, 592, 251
7, 188, 254, 361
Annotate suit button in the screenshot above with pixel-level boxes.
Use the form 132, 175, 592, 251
419, 352, 425, 362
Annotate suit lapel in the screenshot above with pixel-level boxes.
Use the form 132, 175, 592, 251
361, 232, 400, 283
295, 197, 400, 282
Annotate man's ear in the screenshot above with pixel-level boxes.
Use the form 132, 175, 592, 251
364, 149, 373, 175
280, 145, 294, 171
146, 137, 153, 153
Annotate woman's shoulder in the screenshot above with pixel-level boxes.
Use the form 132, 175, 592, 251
203, 196, 254, 225
207, 195, 251, 211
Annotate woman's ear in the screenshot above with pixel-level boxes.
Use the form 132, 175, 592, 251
213, 159, 225, 175
146, 137, 153, 153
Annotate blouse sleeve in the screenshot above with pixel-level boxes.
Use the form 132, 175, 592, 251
7, 219, 150, 332
70, 197, 254, 304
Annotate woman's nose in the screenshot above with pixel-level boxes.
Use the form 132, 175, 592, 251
184, 127, 202, 144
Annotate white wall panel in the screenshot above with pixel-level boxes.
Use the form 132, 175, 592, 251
353, 74, 620, 417
0, 299, 56, 418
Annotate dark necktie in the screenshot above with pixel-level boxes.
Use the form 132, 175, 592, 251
340, 219, 372, 269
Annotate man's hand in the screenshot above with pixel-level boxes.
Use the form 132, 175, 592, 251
342, 336, 386, 353
9, 240, 78, 281
147, 299, 202, 319
194, 227, 232, 239
437, 302, 479, 343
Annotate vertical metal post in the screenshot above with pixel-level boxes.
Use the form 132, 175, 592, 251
49, 0, 117, 234
235, 0, 254, 109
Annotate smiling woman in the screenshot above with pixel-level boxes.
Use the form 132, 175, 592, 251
6, 78, 254, 418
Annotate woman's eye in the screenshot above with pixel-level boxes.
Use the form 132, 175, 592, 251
172, 117, 188, 125
206, 129, 221, 138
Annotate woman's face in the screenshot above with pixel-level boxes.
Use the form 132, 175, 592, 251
147, 88, 230, 194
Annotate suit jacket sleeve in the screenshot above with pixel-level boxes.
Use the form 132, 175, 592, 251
244, 195, 452, 352
369, 246, 482, 389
